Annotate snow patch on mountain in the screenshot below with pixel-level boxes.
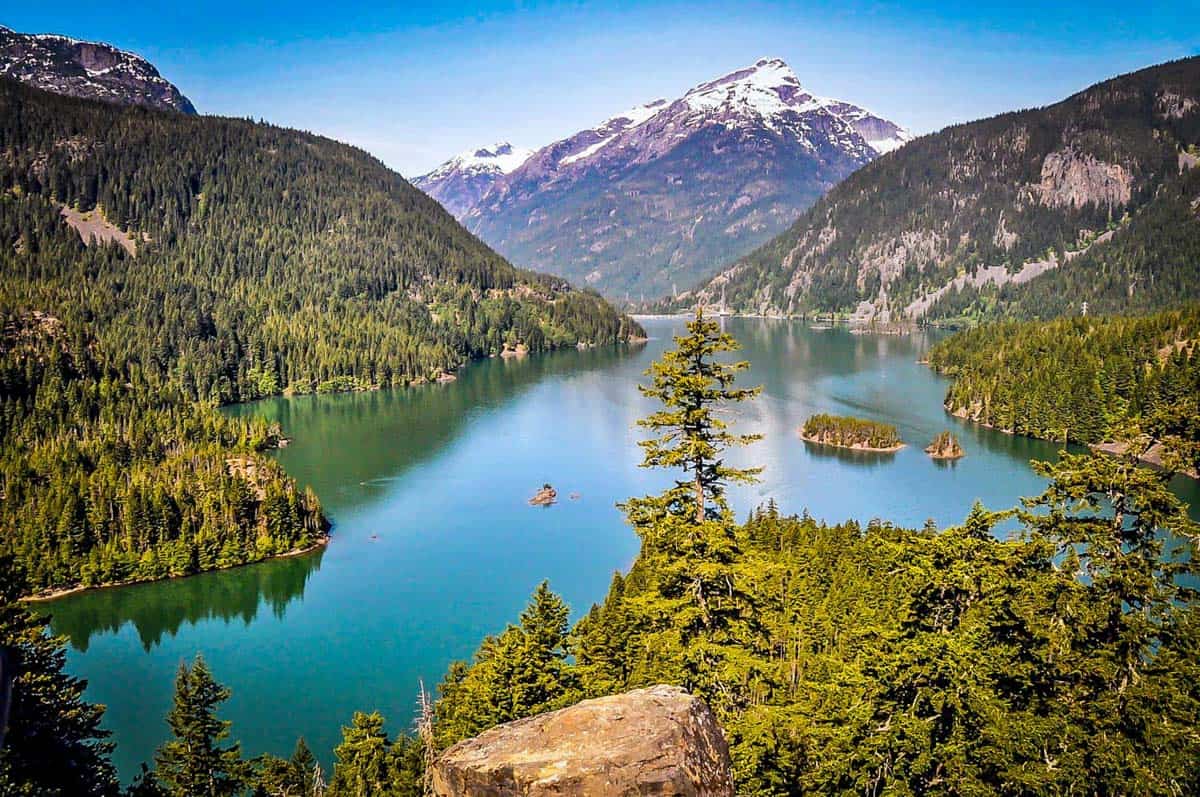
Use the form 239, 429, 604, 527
422, 142, 533, 180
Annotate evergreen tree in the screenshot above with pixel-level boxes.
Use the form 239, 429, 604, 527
0, 554, 119, 796
255, 738, 315, 797
619, 308, 767, 713
154, 655, 248, 797
327, 712, 401, 797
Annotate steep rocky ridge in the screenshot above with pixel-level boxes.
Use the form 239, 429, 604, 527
417, 58, 908, 299
676, 57, 1200, 322
0, 25, 194, 113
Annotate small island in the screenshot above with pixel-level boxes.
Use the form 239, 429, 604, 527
800, 413, 905, 452
925, 430, 965, 460
529, 483, 558, 506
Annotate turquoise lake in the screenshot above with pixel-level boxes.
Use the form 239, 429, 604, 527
37, 316, 1200, 780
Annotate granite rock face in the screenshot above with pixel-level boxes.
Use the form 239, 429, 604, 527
432, 685, 734, 796
0, 25, 196, 113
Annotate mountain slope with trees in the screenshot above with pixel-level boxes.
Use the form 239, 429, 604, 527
0, 78, 639, 593
927, 304, 1200, 473
676, 57, 1200, 322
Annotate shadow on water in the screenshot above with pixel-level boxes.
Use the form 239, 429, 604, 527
801, 439, 902, 468
39, 542, 325, 652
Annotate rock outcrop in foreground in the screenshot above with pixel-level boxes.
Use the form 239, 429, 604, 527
432, 685, 734, 796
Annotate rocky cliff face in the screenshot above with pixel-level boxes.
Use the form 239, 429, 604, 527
432, 685, 734, 796
0, 25, 195, 113
676, 57, 1200, 322
417, 58, 908, 299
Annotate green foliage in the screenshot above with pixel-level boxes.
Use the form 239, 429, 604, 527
326, 713, 422, 797
629, 308, 762, 523
434, 581, 580, 748
0, 554, 119, 796
0, 310, 327, 594
153, 655, 250, 797
928, 305, 1200, 465
254, 738, 318, 797
800, 413, 902, 449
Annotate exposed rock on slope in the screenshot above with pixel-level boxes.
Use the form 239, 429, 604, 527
677, 57, 1200, 322
417, 58, 908, 299
0, 25, 195, 113
432, 685, 734, 796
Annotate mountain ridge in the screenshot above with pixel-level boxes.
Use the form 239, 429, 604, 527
416, 57, 908, 299
672, 56, 1200, 322
0, 24, 195, 113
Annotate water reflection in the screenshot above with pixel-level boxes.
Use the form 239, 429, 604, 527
226, 343, 643, 513
44, 549, 324, 651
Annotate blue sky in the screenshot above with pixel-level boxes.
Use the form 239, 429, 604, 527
5, 1, 1195, 176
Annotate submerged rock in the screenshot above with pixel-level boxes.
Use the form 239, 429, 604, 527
432, 685, 734, 796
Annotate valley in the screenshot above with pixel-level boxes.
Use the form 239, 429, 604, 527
0, 12, 1197, 797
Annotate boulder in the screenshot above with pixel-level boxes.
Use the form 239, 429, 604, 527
432, 685, 734, 796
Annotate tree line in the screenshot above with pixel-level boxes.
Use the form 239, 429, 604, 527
800, 413, 902, 449
927, 303, 1200, 473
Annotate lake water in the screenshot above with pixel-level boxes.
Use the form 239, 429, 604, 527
37, 317, 1200, 781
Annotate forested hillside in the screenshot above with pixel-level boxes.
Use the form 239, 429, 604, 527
0, 79, 639, 593
675, 57, 1200, 322
927, 304, 1200, 473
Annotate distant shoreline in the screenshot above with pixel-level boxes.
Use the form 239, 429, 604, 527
22, 534, 330, 603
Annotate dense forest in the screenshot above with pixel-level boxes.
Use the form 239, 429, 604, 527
800, 413, 903, 450
672, 57, 1200, 322
0, 309, 325, 594
426, 313, 1200, 795
0, 78, 640, 593
927, 304, 1200, 473
3, 312, 1198, 796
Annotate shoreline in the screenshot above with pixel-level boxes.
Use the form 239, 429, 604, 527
948, 405, 1199, 481
22, 534, 331, 604
799, 431, 906, 453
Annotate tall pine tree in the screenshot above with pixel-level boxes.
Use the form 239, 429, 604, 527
154, 655, 248, 797
618, 308, 768, 712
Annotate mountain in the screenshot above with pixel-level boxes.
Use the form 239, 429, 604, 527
0, 25, 195, 113
417, 58, 908, 299
0, 78, 639, 593
414, 142, 533, 218
676, 57, 1200, 323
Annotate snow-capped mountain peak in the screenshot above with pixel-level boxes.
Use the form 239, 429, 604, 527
416, 57, 910, 297
424, 142, 533, 181
679, 57, 908, 153
413, 142, 534, 217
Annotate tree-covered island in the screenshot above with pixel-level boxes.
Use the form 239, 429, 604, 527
799, 413, 904, 451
